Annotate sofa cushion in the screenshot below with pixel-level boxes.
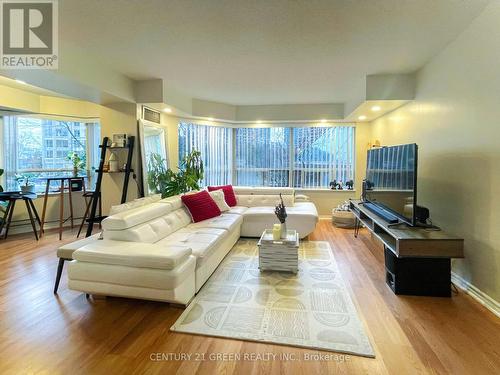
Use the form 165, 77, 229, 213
103, 202, 172, 230
72, 240, 192, 270
57, 233, 101, 259
208, 185, 237, 206
156, 227, 227, 267
158, 195, 184, 210
225, 206, 248, 215
233, 186, 295, 195
188, 213, 243, 232
182, 190, 221, 222
109, 194, 162, 215
209, 189, 230, 212
103, 208, 192, 243
68, 255, 195, 290
236, 194, 294, 207
241, 202, 318, 239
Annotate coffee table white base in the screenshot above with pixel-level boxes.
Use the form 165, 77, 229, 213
258, 229, 299, 273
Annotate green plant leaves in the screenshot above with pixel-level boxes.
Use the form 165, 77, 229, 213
146, 150, 204, 198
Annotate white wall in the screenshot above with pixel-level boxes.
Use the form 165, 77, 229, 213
370, 3, 500, 302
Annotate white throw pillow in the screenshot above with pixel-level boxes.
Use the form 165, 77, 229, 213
209, 190, 230, 212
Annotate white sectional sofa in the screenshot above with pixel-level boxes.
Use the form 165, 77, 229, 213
65, 187, 318, 305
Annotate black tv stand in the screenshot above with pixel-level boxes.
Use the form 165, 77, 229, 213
349, 200, 464, 297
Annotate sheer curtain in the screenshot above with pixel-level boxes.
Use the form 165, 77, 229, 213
2, 116, 17, 191
178, 122, 232, 186
86, 122, 101, 189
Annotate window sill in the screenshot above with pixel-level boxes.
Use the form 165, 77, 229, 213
34, 190, 88, 197
295, 188, 357, 193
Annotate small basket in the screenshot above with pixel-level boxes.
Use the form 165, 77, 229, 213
332, 209, 356, 228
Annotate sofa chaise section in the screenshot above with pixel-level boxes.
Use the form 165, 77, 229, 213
68, 241, 196, 304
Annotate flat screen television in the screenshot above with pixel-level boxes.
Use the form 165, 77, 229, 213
365, 143, 418, 226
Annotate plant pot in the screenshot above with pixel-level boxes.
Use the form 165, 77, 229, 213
21, 185, 35, 194
280, 222, 287, 239
70, 179, 83, 191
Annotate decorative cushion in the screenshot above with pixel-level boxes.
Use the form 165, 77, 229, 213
208, 185, 237, 207
209, 190, 230, 212
181, 190, 221, 223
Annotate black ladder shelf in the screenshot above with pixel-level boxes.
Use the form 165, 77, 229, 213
85, 135, 135, 237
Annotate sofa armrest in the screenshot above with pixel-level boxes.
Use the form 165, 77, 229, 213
72, 240, 192, 270
57, 233, 101, 259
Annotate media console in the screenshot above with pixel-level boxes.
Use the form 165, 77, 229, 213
349, 200, 464, 297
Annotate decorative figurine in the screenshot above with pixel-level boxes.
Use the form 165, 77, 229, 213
274, 193, 288, 238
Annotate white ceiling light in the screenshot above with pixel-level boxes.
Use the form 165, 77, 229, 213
163, 108, 172, 113
320, 119, 327, 123
15, 79, 27, 84
371, 105, 381, 112
207, 117, 214, 121
358, 115, 367, 121
256, 120, 262, 124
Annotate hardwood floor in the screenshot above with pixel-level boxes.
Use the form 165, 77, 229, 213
0, 221, 498, 374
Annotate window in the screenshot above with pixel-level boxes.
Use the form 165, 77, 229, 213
2, 116, 101, 192
56, 139, 69, 148
176, 122, 355, 189
178, 122, 232, 186
235, 127, 290, 187
293, 127, 355, 188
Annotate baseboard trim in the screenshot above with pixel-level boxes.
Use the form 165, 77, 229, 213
451, 272, 500, 318
6, 218, 84, 236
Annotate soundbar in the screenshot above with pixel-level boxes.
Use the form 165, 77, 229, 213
363, 202, 399, 224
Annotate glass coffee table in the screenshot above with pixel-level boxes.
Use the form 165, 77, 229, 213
257, 229, 299, 273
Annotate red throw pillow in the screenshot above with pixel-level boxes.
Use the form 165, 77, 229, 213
181, 191, 221, 222
208, 185, 237, 207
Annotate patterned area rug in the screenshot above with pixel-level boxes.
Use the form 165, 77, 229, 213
171, 239, 375, 357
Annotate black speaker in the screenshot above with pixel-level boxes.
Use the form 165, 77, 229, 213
415, 205, 430, 224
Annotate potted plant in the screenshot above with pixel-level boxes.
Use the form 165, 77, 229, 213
147, 153, 169, 194
148, 150, 204, 198
15, 173, 37, 194
67, 152, 86, 177
67, 152, 86, 191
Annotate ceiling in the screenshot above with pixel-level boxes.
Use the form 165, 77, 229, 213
58, 1, 488, 106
